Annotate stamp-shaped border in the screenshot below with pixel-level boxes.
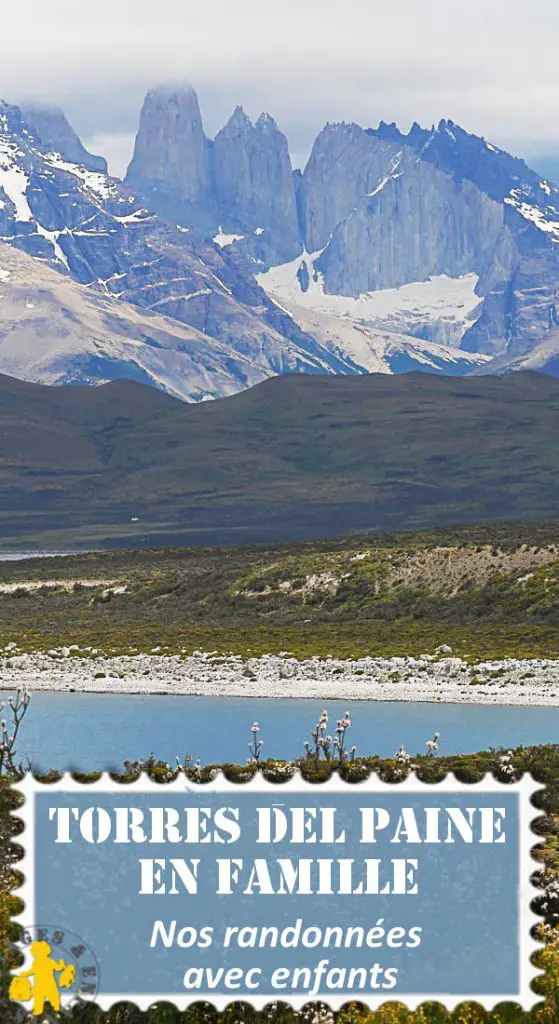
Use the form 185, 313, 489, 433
12, 771, 543, 1012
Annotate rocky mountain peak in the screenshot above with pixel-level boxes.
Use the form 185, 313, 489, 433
406, 121, 431, 148
19, 103, 107, 173
299, 120, 403, 252
375, 120, 402, 141
409, 116, 536, 202
212, 106, 300, 263
145, 81, 196, 99
254, 112, 279, 133
125, 82, 213, 227
127, 83, 208, 179
0, 100, 36, 144
135, 81, 205, 121
222, 105, 253, 134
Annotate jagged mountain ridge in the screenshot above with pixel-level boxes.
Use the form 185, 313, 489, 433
20, 102, 108, 174
0, 99, 358, 398
3, 85, 559, 394
276, 117, 559, 363
125, 85, 302, 266
124, 86, 559, 374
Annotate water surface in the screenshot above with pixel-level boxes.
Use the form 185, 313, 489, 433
3, 691, 558, 772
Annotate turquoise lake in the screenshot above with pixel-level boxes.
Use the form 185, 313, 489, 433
3, 690, 559, 771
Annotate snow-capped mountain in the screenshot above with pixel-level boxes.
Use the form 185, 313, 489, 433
124, 87, 559, 378
20, 103, 108, 173
0, 99, 357, 400
2, 86, 559, 398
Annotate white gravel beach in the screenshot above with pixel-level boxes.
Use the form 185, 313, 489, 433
1, 646, 559, 705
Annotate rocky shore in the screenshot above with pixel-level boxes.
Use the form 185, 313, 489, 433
1, 645, 559, 705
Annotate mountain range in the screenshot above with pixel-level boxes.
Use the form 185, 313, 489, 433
1, 85, 559, 399
1, 369, 559, 548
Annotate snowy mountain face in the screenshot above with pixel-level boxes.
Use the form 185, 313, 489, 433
2, 87, 559, 397
278, 117, 559, 367
20, 103, 107, 174
384, 118, 559, 363
0, 242, 340, 401
122, 90, 559, 377
0, 100, 357, 399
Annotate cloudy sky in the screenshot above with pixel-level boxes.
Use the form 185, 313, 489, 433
4, 0, 559, 177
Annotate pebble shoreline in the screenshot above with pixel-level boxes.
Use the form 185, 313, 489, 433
1, 648, 559, 705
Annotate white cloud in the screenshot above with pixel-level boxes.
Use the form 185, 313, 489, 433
4, 0, 559, 171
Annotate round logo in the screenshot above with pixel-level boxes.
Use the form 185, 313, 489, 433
10, 924, 100, 1017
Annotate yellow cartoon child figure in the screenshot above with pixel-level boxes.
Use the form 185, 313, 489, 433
9, 939, 73, 1016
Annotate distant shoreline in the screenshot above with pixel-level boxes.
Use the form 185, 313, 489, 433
0, 550, 93, 562
2, 651, 559, 707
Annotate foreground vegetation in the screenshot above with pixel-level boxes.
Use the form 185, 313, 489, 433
1, 741, 559, 1023
2, 521, 559, 660
2, 521, 559, 1018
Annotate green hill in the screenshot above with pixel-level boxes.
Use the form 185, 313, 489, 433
2, 370, 559, 547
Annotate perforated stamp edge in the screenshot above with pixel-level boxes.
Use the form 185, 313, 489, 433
12, 770, 544, 1012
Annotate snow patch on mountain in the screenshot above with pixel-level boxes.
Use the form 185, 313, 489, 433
0, 166, 32, 221
0, 137, 33, 222
43, 152, 122, 200
35, 224, 70, 270
213, 229, 245, 247
367, 151, 403, 197
505, 187, 559, 238
274, 298, 491, 377
0, 242, 356, 400
257, 251, 482, 344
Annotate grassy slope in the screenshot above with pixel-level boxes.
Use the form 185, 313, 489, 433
3, 370, 559, 546
3, 521, 559, 658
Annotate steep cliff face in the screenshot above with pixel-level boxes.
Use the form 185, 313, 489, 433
20, 103, 107, 173
390, 119, 559, 359
297, 123, 401, 253
125, 84, 215, 231
7, 85, 559, 383
212, 108, 300, 263
268, 115, 559, 362
458, 225, 519, 355
315, 154, 505, 295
